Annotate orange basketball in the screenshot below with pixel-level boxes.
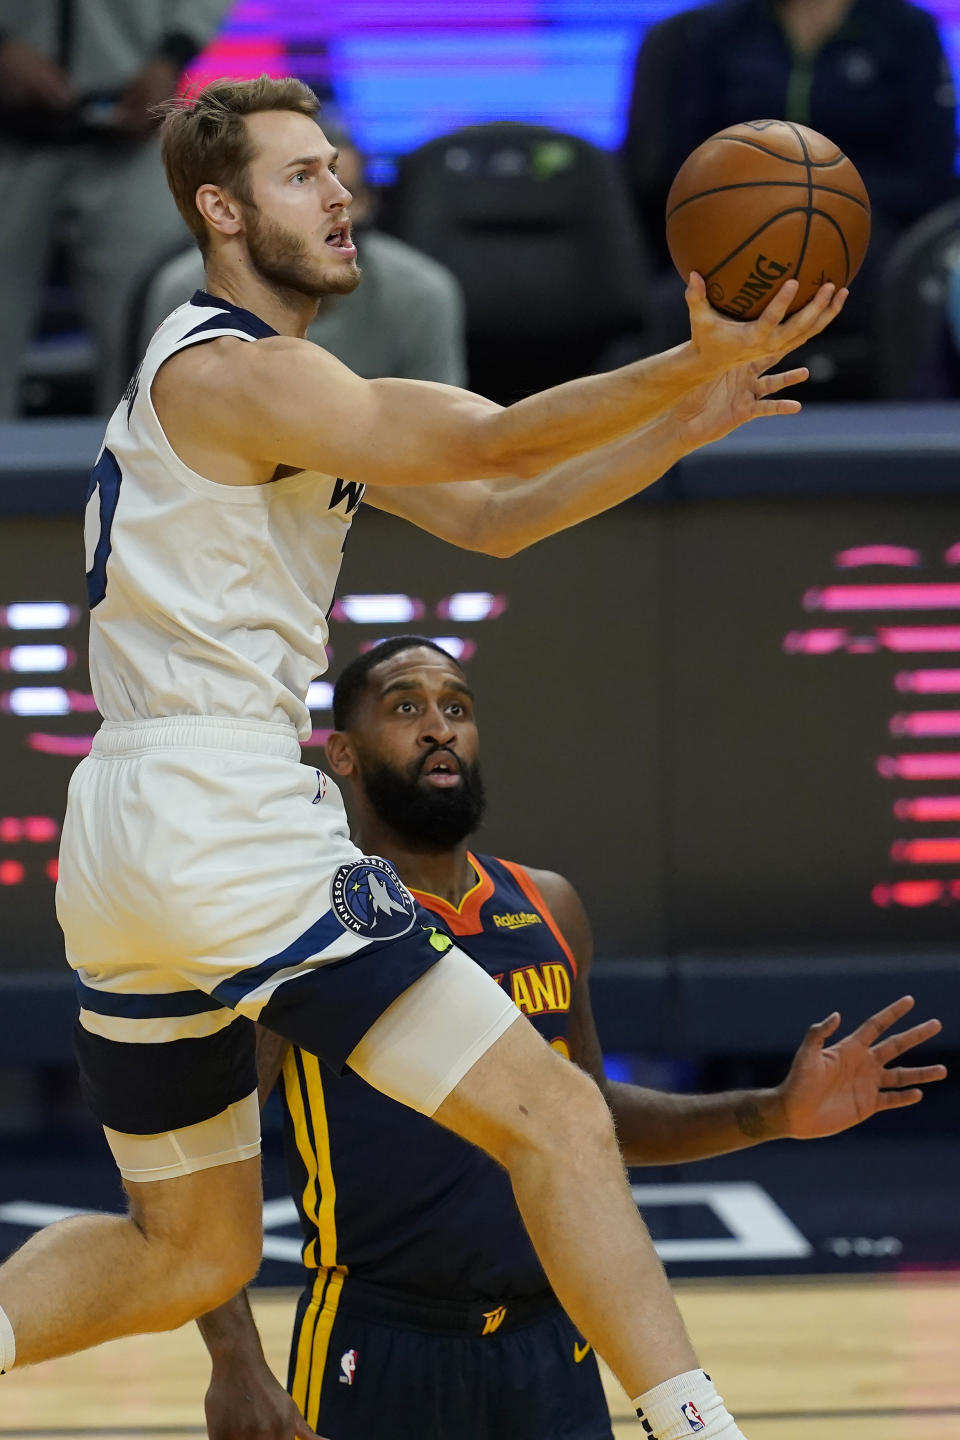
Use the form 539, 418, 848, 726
665, 119, 871, 320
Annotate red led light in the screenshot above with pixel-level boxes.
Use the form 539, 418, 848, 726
46, 858, 59, 882
894, 797, 960, 821
871, 880, 946, 908
25, 734, 95, 757
0, 816, 59, 843
0, 860, 25, 886
891, 839, 960, 865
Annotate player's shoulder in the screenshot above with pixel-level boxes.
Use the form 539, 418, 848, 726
153, 332, 317, 408
489, 858, 586, 926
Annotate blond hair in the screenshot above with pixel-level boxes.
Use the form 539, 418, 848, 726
160, 76, 320, 254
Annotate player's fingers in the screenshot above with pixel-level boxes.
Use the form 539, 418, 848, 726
755, 277, 799, 328
798, 287, 848, 344
874, 1088, 924, 1110
685, 271, 708, 310
751, 398, 802, 419
872, 1017, 942, 1064
880, 1063, 948, 1089
755, 366, 808, 396
849, 994, 915, 1047
777, 282, 837, 344
801, 1012, 842, 1049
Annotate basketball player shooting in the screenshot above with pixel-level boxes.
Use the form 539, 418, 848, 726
0, 79, 846, 1440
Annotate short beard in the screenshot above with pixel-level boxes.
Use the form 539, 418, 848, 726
244, 205, 361, 303
360, 753, 487, 852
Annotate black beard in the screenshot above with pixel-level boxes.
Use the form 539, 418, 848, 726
360, 753, 487, 851
245, 207, 361, 302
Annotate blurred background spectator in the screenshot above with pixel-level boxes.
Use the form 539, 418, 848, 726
622, 0, 958, 394
134, 129, 468, 386
0, 0, 231, 417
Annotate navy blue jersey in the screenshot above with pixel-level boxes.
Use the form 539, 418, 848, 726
279, 853, 577, 1301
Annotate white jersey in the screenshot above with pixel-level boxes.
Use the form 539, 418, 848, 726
84, 290, 364, 741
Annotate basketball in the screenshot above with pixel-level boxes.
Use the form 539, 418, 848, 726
665, 119, 871, 321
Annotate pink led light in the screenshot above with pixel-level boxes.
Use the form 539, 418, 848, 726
26, 734, 95, 757
303, 728, 333, 749
890, 711, 960, 737
878, 627, 960, 653
0, 860, 25, 886
0, 816, 59, 843
805, 584, 960, 612
891, 839, 960, 865
184, 37, 287, 90
946, 543, 960, 565
782, 629, 848, 655
871, 880, 948, 909
877, 753, 960, 780
835, 546, 921, 568
895, 670, 960, 693
894, 797, 960, 821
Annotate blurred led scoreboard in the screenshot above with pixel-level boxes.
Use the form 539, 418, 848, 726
189, 1, 960, 183
3, 493, 960, 971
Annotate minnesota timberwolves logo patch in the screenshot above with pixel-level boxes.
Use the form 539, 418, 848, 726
331, 856, 417, 940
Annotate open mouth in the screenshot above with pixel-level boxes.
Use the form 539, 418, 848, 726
421, 751, 461, 788
325, 224, 357, 258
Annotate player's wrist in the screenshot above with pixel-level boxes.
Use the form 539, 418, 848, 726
633, 1369, 746, 1439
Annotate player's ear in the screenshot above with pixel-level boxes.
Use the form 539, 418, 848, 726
194, 183, 244, 240
325, 730, 357, 777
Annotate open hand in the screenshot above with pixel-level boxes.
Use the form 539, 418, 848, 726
671, 355, 811, 451
205, 1358, 325, 1440
685, 270, 847, 376
778, 996, 946, 1141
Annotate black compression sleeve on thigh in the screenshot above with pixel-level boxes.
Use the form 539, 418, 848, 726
74, 1017, 257, 1133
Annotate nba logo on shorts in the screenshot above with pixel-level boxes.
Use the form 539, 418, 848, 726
681, 1400, 705, 1432
339, 1348, 358, 1385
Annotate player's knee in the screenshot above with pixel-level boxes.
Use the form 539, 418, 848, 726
126, 1183, 262, 1323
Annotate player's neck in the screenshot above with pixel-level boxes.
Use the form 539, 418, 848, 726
201, 261, 318, 338
355, 823, 476, 907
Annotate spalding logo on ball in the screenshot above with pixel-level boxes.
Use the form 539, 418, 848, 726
666, 119, 871, 320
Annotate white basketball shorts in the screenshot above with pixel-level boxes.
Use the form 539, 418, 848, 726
57, 717, 518, 1174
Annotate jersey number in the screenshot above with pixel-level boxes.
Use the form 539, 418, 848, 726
85, 448, 122, 608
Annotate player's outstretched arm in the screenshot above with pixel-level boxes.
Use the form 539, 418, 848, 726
539, 876, 946, 1164
162, 279, 843, 490
365, 355, 811, 555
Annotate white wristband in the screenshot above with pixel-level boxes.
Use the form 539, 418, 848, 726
632, 1369, 746, 1440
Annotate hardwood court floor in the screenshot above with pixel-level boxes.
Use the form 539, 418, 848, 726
1, 1276, 957, 1439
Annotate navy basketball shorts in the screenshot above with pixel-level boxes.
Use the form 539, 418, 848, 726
57, 718, 518, 1180
287, 1272, 615, 1440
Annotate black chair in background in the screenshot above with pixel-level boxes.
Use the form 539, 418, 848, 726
390, 122, 651, 403
877, 198, 960, 400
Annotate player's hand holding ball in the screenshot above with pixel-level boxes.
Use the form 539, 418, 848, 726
669, 119, 870, 374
